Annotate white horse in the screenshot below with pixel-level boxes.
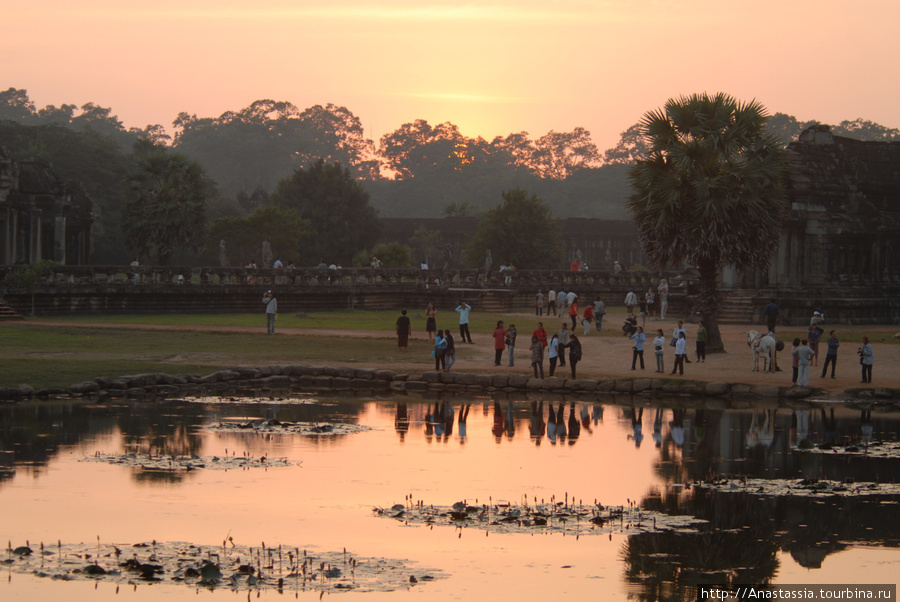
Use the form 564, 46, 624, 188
748, 330, 776, 372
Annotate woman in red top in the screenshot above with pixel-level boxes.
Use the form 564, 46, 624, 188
532, 322, 548, 348
493, 320, 507, 366
569, 297, 579, 330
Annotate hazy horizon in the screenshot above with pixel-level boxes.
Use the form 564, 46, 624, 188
4, 0, 899, 151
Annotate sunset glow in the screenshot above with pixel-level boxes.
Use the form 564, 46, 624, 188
3, 0, 899, 149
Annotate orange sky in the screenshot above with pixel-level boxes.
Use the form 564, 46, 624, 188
3, 0, 899, 150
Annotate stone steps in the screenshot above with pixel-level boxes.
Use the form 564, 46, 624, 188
0, 299, 24, 321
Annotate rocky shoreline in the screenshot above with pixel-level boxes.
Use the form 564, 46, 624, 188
2, 364, 896, 404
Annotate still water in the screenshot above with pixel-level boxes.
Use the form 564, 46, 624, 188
1, 394, 898, 600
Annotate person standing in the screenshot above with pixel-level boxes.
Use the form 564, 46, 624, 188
790, 338, 801, 385
396, 309, 411, 350
793, 339, 815, 386
455, 300, 473, 343
425, 301, 437, 341
593, 298, 606, 332
658, 279, 669, 320
673, 321, 691, 363
263, 290, 278, 334
444, 332, 456, 372
557, 324, 570, 367
493, 320, 506, 366
533, 322, 548, 348
548, 334, 560, 377
582, 303, 594, 336
547, 289, 557, 316
568, 334, 582, 378
671, 331, 686, 375
653, 329, 666, 373
821, 330, 840, 379
506, 323, 517, 367
557, 290, 567, 316
535, 290, 544, 316
624, 289, 639, 316
859, 337, 874, 383
630, 326, 646, 370
568, 295, 579, 330
763, 299, 783, 333
530, 335, 544, 379
645, 289, 655, 319
808, 323, 822, 367
433, 330, 447, 371
696, 321, 708, 362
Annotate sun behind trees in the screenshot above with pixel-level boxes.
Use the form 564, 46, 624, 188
626, 92, 789, 353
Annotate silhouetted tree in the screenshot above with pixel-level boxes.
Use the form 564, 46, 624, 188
463, 188, 562, 269
627, 93, 788, 352
123, 149, 212, 265
271, 159, 379, 265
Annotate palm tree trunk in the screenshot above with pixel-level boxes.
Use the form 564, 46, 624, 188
697, 258, 725, 353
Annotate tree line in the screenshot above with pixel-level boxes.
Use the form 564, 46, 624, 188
1, 87, 897, 269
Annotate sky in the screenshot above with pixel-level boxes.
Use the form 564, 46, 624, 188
3, 0, 899, 151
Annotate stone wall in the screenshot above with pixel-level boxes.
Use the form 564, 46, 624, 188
5, 363, 891, 404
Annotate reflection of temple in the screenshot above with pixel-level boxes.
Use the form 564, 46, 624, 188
0, 148, 92, 265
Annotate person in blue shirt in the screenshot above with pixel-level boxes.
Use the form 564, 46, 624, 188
455, 301, 473, 343
630, 326, 646, 370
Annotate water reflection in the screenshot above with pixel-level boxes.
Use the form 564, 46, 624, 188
1, 395, 898, 601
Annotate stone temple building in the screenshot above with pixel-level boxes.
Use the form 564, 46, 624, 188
0, 148, 92, 265
722, 125, 900, 322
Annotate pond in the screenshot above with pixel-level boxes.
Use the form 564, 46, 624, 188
1, 393, 899, 601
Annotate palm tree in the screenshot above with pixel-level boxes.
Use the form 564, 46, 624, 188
627, 93, 788, 352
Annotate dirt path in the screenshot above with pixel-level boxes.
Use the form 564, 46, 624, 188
32, 316, 899, 394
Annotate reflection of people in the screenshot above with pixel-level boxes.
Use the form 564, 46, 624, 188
628, 407, 643, 448
567, 403, 581, 444
747, 409, 776, 448
529, 400, 545, 445
546, 402, 557, 444
262, 290, 278, 334
396, 309, 411, 350
395, 402, 409, 441
458, 403, 470, 443
860, 409, 873, 444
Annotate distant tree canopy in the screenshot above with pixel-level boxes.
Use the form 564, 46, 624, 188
207, 205, 312, 267
271, 159, 380, 266
172, 100, 377, 197
123, 148, 213, 265
463, 188, 562, 270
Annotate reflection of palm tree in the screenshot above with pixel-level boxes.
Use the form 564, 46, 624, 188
622, 528, 779, 599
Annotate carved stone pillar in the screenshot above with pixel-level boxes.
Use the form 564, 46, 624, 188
54, 215, 67, 264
